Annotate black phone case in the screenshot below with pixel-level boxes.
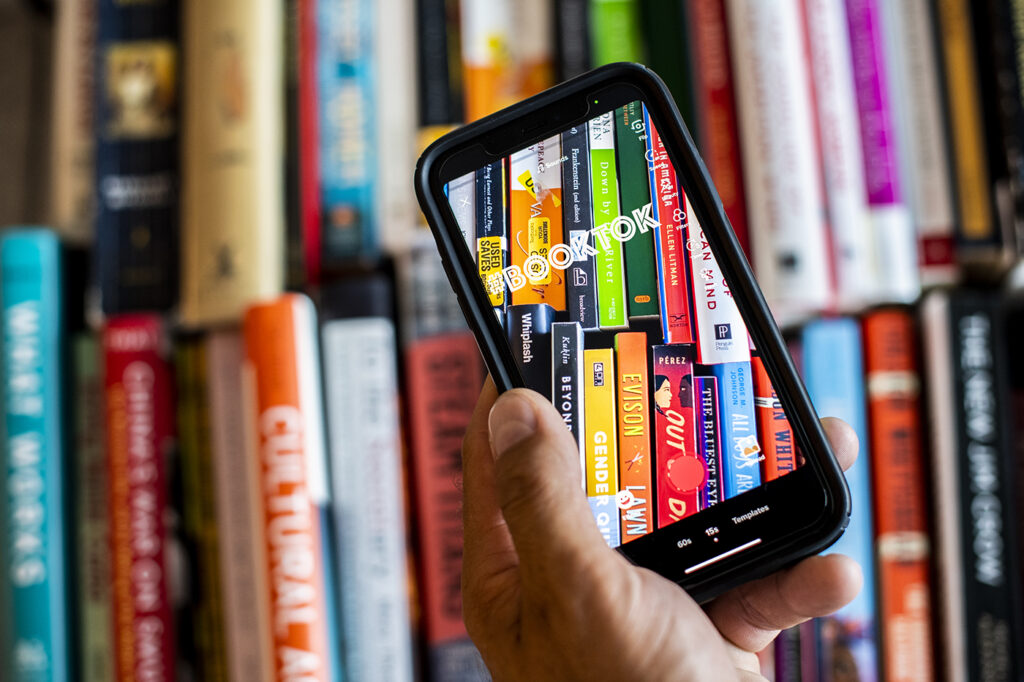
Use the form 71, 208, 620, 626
414, 62, 850, 603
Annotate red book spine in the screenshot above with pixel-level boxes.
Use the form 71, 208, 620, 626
863, 309, 934, 682
299, 0, 322, 284
652, 344, 703, 527
751, 354, 796, 481
405, 333, 484, 646
688, 0, 751, 258
103, 314, 176, 682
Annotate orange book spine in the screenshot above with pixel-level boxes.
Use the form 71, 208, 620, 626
751, 354, 796, 481
243, 294, 332, 682
863, 309, 934, 682
615, 332, 654, 541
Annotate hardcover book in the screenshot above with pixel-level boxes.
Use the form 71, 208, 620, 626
693, 374, 723, 509
707, 360, 761, 499
589, 112, 628, 330
552, 321, 586, 483
553, 0, 591, 81
561, 124, 599, 330
589, 0, 644, 64
506, 303, 557, 399
460, 0, 515, 121
584, 348, 621, 547
751, 354, 796, 481
652, 343, 702, 527
615, 332, 654, 541
475, 160, 509, 313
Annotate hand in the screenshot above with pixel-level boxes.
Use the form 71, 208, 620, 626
461, 379, 862, 681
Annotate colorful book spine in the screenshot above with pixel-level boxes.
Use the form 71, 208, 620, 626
316, 0, 377, 269
207, 330, 273, 682
74, 332, 114, 682
103, 314, 176, 682
688, 0, 750, 257
615, 102, 660, 319
506, 304, 557, 399
707, 360, 761, 499
94, 0, 180, 314
589, 112, 628, 330
645, 112, 694, 344
802, 318, 877, 682
52, 0, 96, 243
589, 0, 644, 64
652, 344, 702, 527
844, 0, 920, 302
511, 0, 554, 98
298, 0, 322, 285
0, 231, 70, 681
803, 0, 877, 307
181, 0, 285, 326
725, 0, 832, 322
243, 295, 334, 682
475, 160, 509, 313
615, 332, 654, 541
584, 348, 621, 547
878, 0, 958, 285
551, 321, 585, 486
320, 278, 415, 682
694, 375, 724, 509
863, 309, 934, 682
553, 0, 591, 81
460, 0, 515, 121
751, 354, 796, 481
404, 332, 488, 679
560, 124, 599, 330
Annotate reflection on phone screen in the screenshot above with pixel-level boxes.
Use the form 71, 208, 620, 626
445, 101, 804, 547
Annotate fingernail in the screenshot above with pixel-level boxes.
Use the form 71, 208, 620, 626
488, 393, 537, 458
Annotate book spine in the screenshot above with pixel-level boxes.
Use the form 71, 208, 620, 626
801, 318, 877, 682
589, 0, 644, 64
243, 295, 333, 682
693, 375, 724, 509
448, 170, 477, 251
460, 0, 515, 121
512, 0, 554, 98
878, 0, 958, 285
589, 113, 628, 330
417, 0, 462, 129
644, 111, 694, 344
584, 348, 621, 547
862, 309, 934, 682
94, 0, 180, 314
751, 354, 796, 481
844, 0, 920, 302
52, 0, 96, 243
554, 0, 591, 81
615, 332, 654, 541
74, 332, 114, 682
181, 0, 285, 326
561, 124, 599, 330
707, 360, 761, 499
398, 233, 468, 342
103, 314, 176, 682
476, 160, 509, 313
404, 333, 488, 678
317, 0, 377, 267
688, 0, 751, 257
725, 0, 832, 321
615, 102, 660, 319
505, 303, 556, 399
802, 0, 877, 307
321, 316, 415, 682
207, 331, 273, 682
652, 344, 702, 527
552, 322, 586, 487
639, 0, 698, 133
0, 231, 70, 681
298, 0, 322, 284
509, 135, 567, 310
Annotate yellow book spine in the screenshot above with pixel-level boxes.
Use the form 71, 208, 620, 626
584, 348, 618, 498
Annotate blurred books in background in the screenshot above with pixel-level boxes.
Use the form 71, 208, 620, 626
0, 0, 1022, 680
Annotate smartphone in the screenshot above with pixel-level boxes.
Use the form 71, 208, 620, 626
414, 62, 849, 602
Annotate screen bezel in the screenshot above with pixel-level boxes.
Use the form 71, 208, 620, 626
414, 62, 850, 602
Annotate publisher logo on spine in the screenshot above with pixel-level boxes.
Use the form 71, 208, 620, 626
715, 324, 732, 340
593, 361, 605, 387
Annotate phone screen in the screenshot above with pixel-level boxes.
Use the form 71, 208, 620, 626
442, 101, 804, 547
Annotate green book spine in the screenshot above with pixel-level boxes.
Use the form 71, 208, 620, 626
590, 112, 629, 330
640, 0, 698, 137
615, 103, 660, 318
590, 0, 644, 64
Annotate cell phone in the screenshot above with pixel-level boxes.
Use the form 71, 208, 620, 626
414, 62, 849, 603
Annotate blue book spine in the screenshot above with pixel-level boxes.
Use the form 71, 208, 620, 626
317, 0, 377, 267
708, 361, 761, 499
0, 229, 70, 681
588, 495, 621, 548
802, 317, 877, 682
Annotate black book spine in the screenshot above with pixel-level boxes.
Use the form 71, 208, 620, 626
94, 0, 180, 314
553, 0, 591, 82
950, 292, 1023, 681
416, 0, 462, 127
505, 303, 556, 399
475, 160, 509, 314
561, 125, 599, 331
551, 321, 584, 456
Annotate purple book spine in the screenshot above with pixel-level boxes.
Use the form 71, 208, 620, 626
845, 0, 901, 207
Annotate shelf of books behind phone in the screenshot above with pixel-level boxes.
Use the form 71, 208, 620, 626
0, 0, 1022, 680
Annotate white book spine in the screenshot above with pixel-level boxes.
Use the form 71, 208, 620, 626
803, 0, 878, 307
725, 0, 832, 322
322, 318, 415, 682
448, 171, 477, 255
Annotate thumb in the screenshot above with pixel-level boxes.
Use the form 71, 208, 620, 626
488, 388, 615, 586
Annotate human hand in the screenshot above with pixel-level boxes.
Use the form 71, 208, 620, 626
461, 379, 861, 681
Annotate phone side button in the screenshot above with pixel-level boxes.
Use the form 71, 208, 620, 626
683, 538, 762, 575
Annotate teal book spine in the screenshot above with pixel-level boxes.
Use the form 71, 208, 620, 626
0, 229, 70, 681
